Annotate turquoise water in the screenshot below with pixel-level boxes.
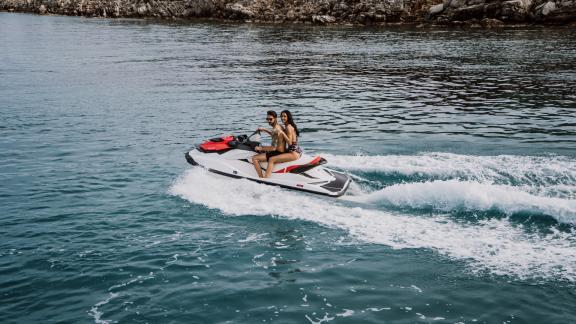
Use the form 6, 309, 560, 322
1, 12, 576, 323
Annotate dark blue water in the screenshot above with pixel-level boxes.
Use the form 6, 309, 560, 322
1, 12, 575, 323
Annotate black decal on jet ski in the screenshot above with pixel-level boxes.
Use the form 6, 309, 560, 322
321, 171, 350, 193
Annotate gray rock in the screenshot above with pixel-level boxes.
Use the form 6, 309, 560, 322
226, 3, 254, 18
449, 0, 467, 8
137, 4, 147, 15
38, 4, 47, 14
542, 1, 556, 15
500, 0, 533, 20
519, 0, 534, 10
312, 14, 336, 23
429, 3, 444, 15
480, 17, 504, 27
336, 2, 349, 11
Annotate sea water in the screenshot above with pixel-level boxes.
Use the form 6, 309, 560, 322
1, 12, 575, 323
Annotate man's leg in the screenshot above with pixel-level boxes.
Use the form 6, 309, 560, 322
252, 153, 267, 178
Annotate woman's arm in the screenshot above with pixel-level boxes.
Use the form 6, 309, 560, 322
278, 126, 295, 145
277, 125, 294, 143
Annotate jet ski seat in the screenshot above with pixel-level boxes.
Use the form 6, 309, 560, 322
273, 156, 327, 174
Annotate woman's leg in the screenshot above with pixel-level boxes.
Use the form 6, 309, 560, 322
252, 153, 267, 178
264, 152, 299, 178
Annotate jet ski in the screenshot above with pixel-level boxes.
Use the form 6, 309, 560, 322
185, 132, 351, 197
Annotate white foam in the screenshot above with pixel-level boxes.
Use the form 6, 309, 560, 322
336, 309, 354, 317
108, 272, 155, 292
238, 233, 269, 243
170, 169, 576, 282
366, 307, 390, 312
305, 313, 335, 324
88, 292, 119, 324
322, 153, 576, 189
349, 180, 576, 223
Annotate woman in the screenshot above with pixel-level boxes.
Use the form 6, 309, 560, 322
263, 110, 302, 179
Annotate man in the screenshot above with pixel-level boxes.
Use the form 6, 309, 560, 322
251, 110, 286, 178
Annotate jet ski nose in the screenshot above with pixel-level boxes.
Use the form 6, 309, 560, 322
185, 152, 198, 165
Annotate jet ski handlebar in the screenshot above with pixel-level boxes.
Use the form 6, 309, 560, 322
224, 132, 261, 151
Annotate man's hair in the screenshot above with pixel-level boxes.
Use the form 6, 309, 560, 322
267, 110, 277, 118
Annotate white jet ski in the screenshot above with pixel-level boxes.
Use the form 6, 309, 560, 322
185, 132, 351, 197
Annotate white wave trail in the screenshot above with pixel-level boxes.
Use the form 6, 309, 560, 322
349, 180, 576, 223
170, 169, 576, 282
322, 153, 576, 188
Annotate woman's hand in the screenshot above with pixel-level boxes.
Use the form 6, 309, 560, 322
276, 128, 290, 142
255, 146, 262, 152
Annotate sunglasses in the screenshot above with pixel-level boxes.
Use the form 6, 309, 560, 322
266, 118, 274, 121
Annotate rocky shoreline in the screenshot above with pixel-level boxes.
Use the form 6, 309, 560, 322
1, 0, 574, 26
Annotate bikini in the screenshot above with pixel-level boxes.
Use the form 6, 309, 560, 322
287, 139, 302, 155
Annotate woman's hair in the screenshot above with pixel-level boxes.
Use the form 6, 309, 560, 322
281, 110, 299, 137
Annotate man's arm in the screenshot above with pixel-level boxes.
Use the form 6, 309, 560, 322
257, 127, 272, 135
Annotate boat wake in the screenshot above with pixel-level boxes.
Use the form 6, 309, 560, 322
322, 153, 576, 189
349, 179, 576, 223
170, 153, 576, 282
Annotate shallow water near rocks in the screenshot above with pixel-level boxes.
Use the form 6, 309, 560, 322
1, 12, 576, 323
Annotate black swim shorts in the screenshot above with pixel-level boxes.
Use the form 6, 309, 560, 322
266, 150, 283, 160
